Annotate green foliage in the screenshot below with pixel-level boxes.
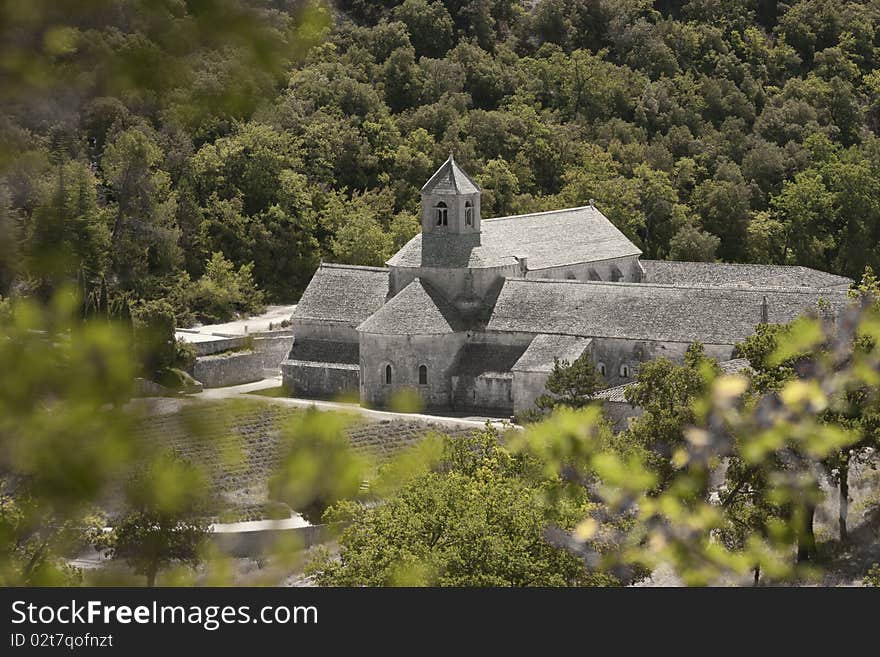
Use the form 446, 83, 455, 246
534, 353, 604, 414
622, 343, 720, 487
269, 410, 372, 525
866, 563, 880, 587
0, 291, 140, 584
187, 252, 266, 325
310, 430, 615, 586
510, 303, 880, 585
97, 454, 211, 586
131, 298, 177, 377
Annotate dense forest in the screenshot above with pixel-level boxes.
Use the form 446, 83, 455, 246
2, 0, 880, 328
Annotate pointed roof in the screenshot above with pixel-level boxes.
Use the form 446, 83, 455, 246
357, 278, 464, 335
421, 154, 481, 195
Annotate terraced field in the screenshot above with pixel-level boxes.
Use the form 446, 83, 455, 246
133, 399, 477, 519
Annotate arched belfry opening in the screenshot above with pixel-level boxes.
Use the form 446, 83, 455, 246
436, 201, 448, 226
420, 154, 482, 238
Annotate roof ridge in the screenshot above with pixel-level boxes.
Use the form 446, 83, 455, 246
642, 259, 852, 281
320, 262, 390, 273
483, 205, 596, 222
502, 277, 846, 295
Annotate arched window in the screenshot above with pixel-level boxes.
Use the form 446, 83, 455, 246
619, 364, 630, 378
385, 364, 392, 385
465, 200, 473, 226
435, 201, 448, 226
597, 362, 607, 376
418, 365, 428, 385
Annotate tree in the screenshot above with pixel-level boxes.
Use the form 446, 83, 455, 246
535, 353, 604, 413
98, 455, 210, 587
668, 221, 720, 262
393, 0, 454, 58
309, 431, 612, 586
101, 127, 180, 293
623, 343, 719, 487
131, 298, 177, 378
188, 252, 265, 324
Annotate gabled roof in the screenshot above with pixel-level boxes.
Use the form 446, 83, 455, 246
641, 260, 852, 290
387, 205, 642, 269
293, 263, 389, 328
486, 278, 851, 345
357, 278, 464, 335
421, 154, 481, 195
512, 334, 593, 373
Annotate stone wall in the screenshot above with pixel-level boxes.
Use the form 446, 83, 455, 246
281, 360, 360, 399
359, 332, 466, 408
590, 337, 734, 387
512, 370, 550, 415
602, 400, 644, 432
181, 334, 249, 357
527, 254, 642, 283
194, 350, 264, 388
192, 332, 294, 388
452, 372, 513, 413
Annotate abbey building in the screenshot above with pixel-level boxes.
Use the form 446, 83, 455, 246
282, 156, 852, 414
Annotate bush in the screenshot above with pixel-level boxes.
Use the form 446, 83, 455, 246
188, 252, 266, 324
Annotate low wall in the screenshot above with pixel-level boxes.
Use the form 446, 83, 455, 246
210, 525, 327, 558
194, 350, 263, 388
183, 335, 249, 357
282, 360, 360, 398
193, 333, 295, 388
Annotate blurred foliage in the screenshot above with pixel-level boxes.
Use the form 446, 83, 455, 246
2, 0, 880, 589
94, 453, 212, 587
269, 409, 372, 524
308, 430, 622, 586
509, 296, 880, 585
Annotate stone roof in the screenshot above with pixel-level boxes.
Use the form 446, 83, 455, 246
453, 343, 526, 377
641, 260, 852, 290
718, 358, 754, 375
512, 334, 593, 373
293, 263, 389, 328
357, 278, 464, 335
593, 382, 631, 403
593, 358, 756, 403
287, 339, 359, 366
387, 205, 642, 270
486, 279, 851, 345
421, 155, 481, 195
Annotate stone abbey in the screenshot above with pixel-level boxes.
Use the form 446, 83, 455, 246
282, 156, 851, 414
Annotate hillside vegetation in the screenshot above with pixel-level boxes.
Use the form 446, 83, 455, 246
2, 0, 879, 324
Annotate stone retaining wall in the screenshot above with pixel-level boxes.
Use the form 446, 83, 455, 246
193, 333, 295, 388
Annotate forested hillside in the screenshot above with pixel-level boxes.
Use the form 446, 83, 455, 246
2, 0, 880, 327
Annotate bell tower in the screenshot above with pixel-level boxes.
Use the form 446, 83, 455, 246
420, 154, 481, 239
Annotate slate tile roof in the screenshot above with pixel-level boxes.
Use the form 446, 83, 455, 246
357, 278, 465, 335
421, 155, 481, 195
486, 279, 851, 345
293, 263, 389, 328
387, 205, 642, 269
641, 260, 852, 290
287, 339, 359, 366
453, 343, 526, 377
512, 334, 593, 373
